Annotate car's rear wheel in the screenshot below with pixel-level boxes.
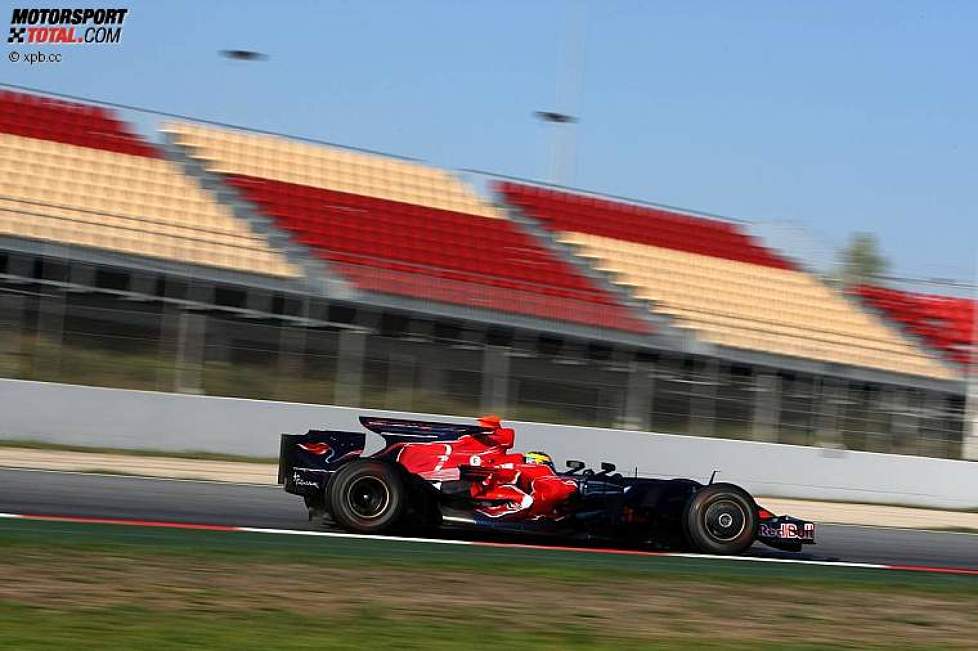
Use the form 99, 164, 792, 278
328, 460, 407, 534
684, 483, 758, 555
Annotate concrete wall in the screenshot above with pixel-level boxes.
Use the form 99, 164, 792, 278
2, 378, 975, 509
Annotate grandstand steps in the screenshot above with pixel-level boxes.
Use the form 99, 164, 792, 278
161, 140, 648, 346
160, 135, 356, 301
741, 221, 959, 378
854, 283, 976, 370
497, 182, 961, 387
2, 85, 968, 457
500, 199, 702, 354
736, 224, 959, 378
162, 135, 653, 345
840, 285, 960, 376
778, 260, 961, 379
501, 193, 958, 385
159, 122, 655, 342
0, 90, 302, 284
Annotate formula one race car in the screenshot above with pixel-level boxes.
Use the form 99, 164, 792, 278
278, 416, 816, 555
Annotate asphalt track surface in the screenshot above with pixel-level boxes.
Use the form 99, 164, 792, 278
1, 468, 976, 571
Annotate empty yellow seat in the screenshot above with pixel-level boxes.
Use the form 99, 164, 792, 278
0, 133, 298, 278
562, 231, 954, 380
162, 122, 504, 219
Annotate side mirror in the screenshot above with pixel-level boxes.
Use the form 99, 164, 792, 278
599, 462, 616, 474
565, 460, 585, 474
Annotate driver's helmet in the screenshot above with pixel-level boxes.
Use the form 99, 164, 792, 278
524, 451, 554, 470
478, 414, 502, 429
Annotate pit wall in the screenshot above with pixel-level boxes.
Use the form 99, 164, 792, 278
1, 378, 975, 509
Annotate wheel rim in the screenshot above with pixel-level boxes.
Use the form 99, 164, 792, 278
703, 499, 747, 542
347, 476, 391, 520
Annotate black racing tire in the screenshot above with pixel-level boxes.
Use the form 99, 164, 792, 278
684, 483, 758, 555
328, 460, 408, 534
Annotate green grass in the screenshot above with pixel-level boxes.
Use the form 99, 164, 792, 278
0, 518, 974, 593
1, 518, 975, 649
0, 603, 863, 651
0, 604, 620, 651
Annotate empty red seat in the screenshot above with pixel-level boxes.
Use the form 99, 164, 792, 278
227, 174, 648, 333
495, 182, 794, 270
855, 284, 975, 367
0, 90, 157, 158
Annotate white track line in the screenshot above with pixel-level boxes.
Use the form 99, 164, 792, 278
3, 469, 975, 538
237, 526, 476, 546
3, 511, 977, 575
664, 552, 884, 569
175, 533, 974, 573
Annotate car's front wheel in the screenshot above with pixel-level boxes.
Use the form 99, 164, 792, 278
328, 460, 407, 534
684, 483, 758, 555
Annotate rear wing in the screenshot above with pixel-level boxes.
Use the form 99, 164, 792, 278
278, 433, 298, 485
278, 418, 488, 486
359, 416, 489, 441
277, 429, 366, 485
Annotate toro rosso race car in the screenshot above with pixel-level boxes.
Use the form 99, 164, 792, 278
278, 415, 816, 555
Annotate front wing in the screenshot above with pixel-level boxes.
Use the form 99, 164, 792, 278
756, 512, 816, 551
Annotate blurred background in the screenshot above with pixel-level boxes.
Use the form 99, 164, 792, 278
0, 1, 975, 462
2, 3, 977, 648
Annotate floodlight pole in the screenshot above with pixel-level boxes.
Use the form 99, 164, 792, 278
535, 111, 578, 185
535, 1, 585, 185
963, 257, 978, 460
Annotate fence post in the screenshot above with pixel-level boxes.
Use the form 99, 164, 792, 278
334, 329, 366, 407
622, 359, 653, 431
751, 372, 780, 442
691, 358, 718, 437
277, 323, 306, 394
894, 387, 919, 455
0, 292, 26, 377
384, 351, 416, 410
814, 378, 844, 448
33, 286, 66, 380
174, 311, 206, 394
963, 381, 978, 460
416, 344, 448, 406
480, 345, 510, 415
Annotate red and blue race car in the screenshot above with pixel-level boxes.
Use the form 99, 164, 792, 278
278, 415, 816, 555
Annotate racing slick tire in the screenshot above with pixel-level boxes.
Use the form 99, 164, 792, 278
684, 483, 758, 555
328, 460, 408, 534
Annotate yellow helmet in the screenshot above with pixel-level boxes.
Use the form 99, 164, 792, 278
524, 451, 554, 469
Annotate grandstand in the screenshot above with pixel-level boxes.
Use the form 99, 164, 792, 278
161, 122, 650, 336
0, 88, 970, 459
0, 90, 297, 279
496, 182, 955, 381
854, 284, 976, 367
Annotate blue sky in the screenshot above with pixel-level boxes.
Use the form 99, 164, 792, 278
5, 1, 976, 282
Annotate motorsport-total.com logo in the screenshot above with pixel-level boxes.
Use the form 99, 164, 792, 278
8, 7, 129, 45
